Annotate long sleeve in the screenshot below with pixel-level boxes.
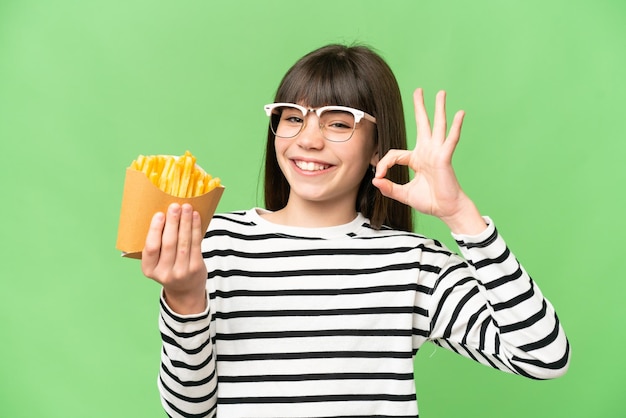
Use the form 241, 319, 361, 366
158, 289, 218, 417
427, 217, 570, 379
154, 209, 570, 417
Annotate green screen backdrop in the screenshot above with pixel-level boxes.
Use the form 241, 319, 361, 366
1, 0, 624, 417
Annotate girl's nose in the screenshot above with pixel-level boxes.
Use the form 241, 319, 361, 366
295, 114, 325, 149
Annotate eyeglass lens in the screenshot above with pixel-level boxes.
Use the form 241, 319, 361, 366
270, 105, 357, 142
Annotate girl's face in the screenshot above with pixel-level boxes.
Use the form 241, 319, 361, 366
274, 106, 378, 211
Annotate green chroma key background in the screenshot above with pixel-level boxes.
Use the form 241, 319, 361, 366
1, 0, 624, 416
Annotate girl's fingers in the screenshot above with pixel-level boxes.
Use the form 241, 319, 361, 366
413, 88, 431, 138
372, 176, 408, 205
174, 204, 194, 270
445, 110, 466, 151
189, 210, 205, 272
142, 211, 166, 273
373, 149, 414, 204
157, 203, 182, 269
141, 203, 206, 297
374, 149, 412, 179
432, 90, 447, 141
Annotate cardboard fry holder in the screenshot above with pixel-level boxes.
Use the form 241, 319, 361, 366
116, 168, 224, 259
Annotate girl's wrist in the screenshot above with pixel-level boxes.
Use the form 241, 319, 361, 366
163, 286, 207, 315
440, 199, 487, 235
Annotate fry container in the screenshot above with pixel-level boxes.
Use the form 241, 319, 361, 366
116, 167, 224, 259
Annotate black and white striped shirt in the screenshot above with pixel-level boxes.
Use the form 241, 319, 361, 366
158, 209, 569, 417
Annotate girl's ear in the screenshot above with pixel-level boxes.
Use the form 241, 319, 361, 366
370, 151, 379, 167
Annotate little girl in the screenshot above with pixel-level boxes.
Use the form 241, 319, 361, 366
141, 44, 570, 417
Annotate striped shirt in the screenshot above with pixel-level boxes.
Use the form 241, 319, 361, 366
158, 208, 570, 417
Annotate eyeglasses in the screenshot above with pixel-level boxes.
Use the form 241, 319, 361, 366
264, 103, 377, 142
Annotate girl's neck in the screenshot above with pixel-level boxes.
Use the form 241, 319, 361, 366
262, 198, 358, 228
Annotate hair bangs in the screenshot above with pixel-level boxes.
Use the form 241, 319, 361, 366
275, 52, 372, 113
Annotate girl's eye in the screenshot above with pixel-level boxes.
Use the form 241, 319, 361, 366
321, 111, 355, 131
328, 121, 352, 130
281, 112, 304, 124
285, 116, 304, 123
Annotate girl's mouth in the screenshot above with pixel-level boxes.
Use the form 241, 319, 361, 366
293, 160, 332, 172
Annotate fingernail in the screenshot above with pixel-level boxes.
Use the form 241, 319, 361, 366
169, 203, 181, 213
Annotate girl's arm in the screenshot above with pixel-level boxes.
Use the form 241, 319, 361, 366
428, 219, 570, 379
375, 89, 569, 378
158, 289, 217, 417
142, 203, 218, 417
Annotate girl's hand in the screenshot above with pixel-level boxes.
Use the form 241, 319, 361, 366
141, 203, 207, 314
373, 88, 486, 234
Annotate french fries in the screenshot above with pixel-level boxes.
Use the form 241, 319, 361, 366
129, 151, 221, 197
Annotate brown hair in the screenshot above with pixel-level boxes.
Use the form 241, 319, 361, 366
263, 44, 413, 231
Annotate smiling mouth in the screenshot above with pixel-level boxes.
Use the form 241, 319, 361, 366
294, 160, 331, 171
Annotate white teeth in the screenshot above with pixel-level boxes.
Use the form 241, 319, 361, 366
295, 160, 329, 171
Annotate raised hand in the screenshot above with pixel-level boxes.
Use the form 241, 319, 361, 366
141, 203, 208, 314
372, 88, 486, 234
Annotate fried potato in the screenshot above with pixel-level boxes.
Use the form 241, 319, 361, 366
129, 151, 221, 197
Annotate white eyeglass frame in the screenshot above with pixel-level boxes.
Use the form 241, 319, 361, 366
264, 103, 377, 124
264, 102, 377, 142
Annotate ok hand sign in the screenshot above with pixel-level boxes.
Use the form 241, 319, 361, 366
373, 88, 486, 234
